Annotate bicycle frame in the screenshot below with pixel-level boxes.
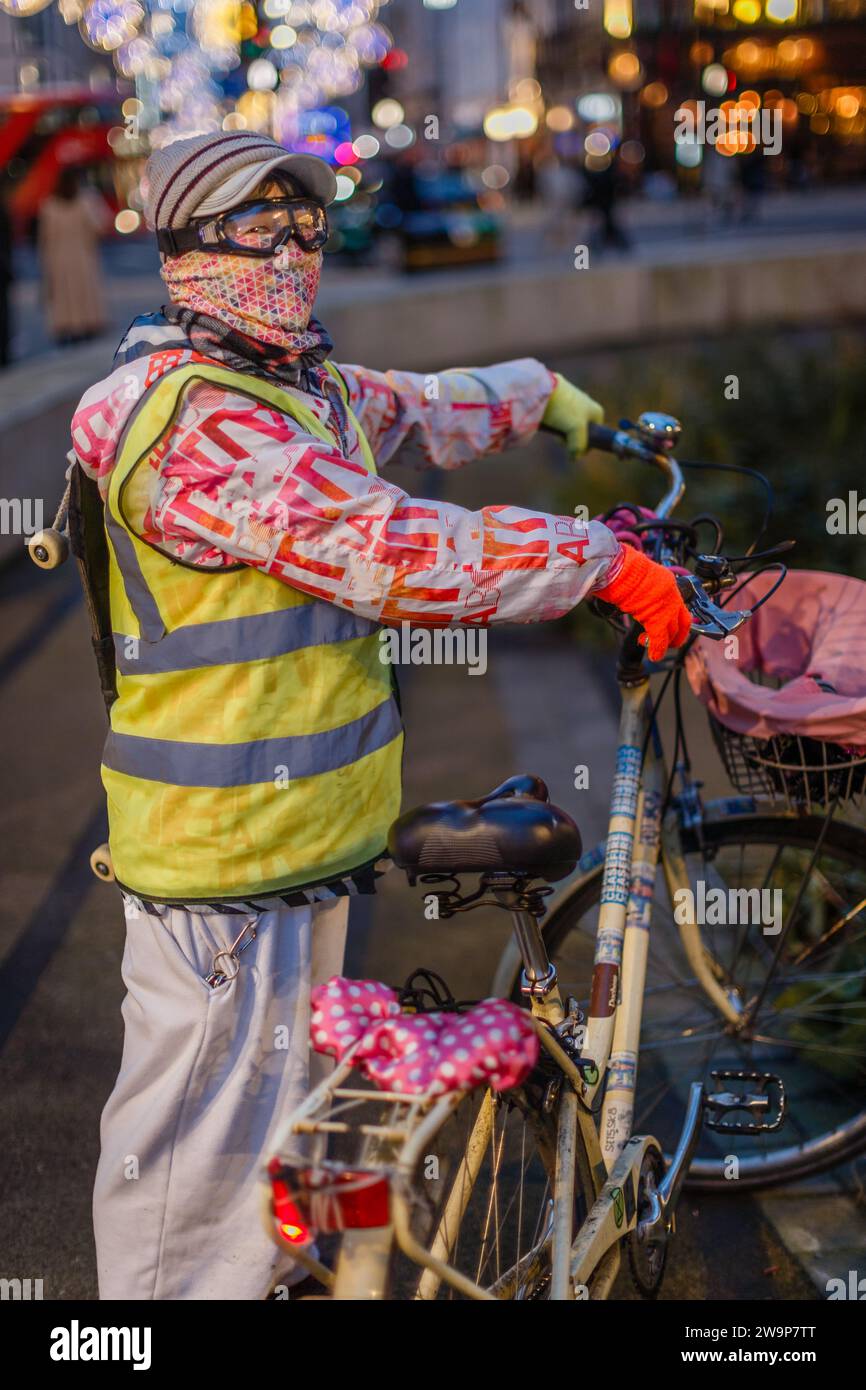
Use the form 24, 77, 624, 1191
582, 665, 743, 1164
264, 442, 742, 1300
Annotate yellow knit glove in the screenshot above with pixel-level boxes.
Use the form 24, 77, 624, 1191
541, 373, 604, 457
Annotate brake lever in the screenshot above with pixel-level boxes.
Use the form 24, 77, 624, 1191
676, 574, 751, 640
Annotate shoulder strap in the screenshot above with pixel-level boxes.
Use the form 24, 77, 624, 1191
68, 454, 117, 716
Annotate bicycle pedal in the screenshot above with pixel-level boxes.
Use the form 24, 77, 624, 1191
703, 1070, 786, 1134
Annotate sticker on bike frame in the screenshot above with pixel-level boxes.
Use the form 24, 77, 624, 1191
611, 1186, 625, 1227
638, 789, 663, 846
625, 864, 655, 931
590, 961, 619, 1018
607, 1054, 637, 1091
610, 745, 642, 818
596, 925, 626, 962
600, 829, 633, 906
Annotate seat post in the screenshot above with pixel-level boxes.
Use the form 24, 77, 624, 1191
493, 887, 559, 1008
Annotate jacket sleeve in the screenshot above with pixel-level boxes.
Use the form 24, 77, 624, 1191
149, 379, 621, 626
333, 358, 557, 470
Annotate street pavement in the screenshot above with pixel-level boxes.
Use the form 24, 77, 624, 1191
1, 409, 863, 1300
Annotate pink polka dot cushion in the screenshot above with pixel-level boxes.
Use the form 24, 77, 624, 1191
310, 976, 539, 1096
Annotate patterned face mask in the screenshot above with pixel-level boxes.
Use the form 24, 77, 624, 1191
160, 238, 323, 355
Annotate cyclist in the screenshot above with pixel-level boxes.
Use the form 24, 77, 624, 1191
70, 131, 692, 1300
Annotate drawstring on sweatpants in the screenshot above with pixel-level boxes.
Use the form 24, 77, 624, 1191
205, 917, 260, 988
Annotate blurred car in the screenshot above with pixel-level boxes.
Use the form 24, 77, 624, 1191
379, 166, 502, 272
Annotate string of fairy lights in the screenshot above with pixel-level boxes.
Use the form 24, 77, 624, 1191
1, 0, 395, 146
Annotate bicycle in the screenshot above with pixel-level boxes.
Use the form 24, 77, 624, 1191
31, 404, 860, 1301
263, 411, 866, 1299
27, 386, 866, 1299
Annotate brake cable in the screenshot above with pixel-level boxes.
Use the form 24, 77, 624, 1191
719, 561, 788, 612
678, 457, 775, 558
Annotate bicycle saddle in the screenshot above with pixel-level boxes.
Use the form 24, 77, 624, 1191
387, 774, 581, 883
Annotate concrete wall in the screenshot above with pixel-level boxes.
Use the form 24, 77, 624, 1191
319, 234, 866, 371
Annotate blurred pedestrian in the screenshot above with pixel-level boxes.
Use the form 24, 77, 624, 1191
536, 154, 580, 248
701, 146, 738, 228
581, 154, 630, 253
38, 166, 107, 346
0, 182, 12, 368
738, 147, 766, 223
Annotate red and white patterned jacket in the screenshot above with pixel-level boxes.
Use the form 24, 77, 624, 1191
71, 326, 621, 627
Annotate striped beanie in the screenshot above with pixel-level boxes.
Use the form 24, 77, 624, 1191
142, 130, 337, 232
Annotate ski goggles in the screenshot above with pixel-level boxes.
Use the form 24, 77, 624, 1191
157, 198, 329, 258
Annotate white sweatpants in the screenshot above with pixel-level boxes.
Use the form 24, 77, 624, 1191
93, 894, 350, 1300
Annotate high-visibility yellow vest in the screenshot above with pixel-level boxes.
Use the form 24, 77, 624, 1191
102, 360, 403, 902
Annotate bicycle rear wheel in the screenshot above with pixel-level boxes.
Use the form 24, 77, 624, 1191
502, 812, 866, 1190
393, 1076, 601, 1299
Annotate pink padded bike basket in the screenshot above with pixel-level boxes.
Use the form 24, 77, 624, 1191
684, 569, 866, 812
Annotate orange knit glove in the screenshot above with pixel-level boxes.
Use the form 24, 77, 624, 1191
594, 545, 693, 661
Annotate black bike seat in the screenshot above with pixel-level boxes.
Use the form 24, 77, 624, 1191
387, 774, 581, 883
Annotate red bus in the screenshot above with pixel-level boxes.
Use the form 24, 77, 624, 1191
0, 86, 126, 236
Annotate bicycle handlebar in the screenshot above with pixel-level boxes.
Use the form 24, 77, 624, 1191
587, 420, 684, 519
586, 417, 767, 644
586, 422, 626, 454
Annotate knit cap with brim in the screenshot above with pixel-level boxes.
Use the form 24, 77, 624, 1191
142, 130, 338, 232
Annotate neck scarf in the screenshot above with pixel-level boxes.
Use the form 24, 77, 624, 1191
159, 241, 333, 388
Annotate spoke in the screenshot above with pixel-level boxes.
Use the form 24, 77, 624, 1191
643, 978, 699, 998
792, 894, 866, 968
731, 842, 784, 974
640, 1028, 728, 1052
516, 1120, 526, 1287
745, 801, 841, 1022
471, 1114, 551, 1292
633, 1073, 682, 1130
753, 971, 866, 1026
750, 1031, 866, 1061
766, 1001, 866, 1022
644, 999, 728, 1037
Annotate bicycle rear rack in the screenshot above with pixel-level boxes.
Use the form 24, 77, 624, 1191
263, 1043, 496, 1299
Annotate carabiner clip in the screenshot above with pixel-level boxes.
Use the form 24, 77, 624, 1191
205, 918, 259, 989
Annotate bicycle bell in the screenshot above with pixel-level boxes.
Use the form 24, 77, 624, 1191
635, 412, 682, 453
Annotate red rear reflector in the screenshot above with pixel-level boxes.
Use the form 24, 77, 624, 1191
268, 1159, 390, 1235
268, 1158, 313, 1248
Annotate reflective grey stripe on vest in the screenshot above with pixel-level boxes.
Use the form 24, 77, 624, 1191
113, 602, 378, 675
102, 696, 401, 787
104, 510, 167, 644
103, 374, 177, 644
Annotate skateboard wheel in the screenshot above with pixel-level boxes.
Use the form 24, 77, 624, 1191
28, 528, 69, 569
90, 843, 115, 882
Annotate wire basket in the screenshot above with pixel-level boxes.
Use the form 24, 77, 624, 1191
709, 714, 866, 814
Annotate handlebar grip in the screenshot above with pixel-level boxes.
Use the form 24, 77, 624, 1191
587, 423, 621, 453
